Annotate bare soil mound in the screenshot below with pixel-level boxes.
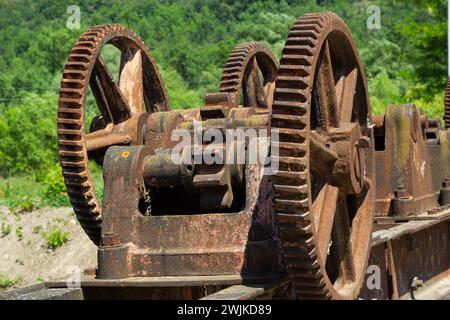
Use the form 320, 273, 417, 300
0, 206, 96, 291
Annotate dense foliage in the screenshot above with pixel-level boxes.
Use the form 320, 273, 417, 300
0, 0, 447, 193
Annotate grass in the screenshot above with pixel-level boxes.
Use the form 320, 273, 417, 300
0, 162, 104, 212
15, 226, 24, 241
0, 176, 42, 213
0, 275, 21, 290
33, 225, 42, 234
1, 222, 11, 237
44, 227, 69, 250
88, 160, 104, 204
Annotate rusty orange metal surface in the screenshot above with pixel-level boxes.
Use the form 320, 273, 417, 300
52, 12, 450, 301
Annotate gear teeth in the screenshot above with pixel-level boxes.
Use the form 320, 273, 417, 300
278, 224, 313, 238
273, 185, 308, 199
271, 114, 308, 129
219, 42, 278, 102
288, 264, 322, 279
283, 45, 315, 56
272, 142, 307, 157
272, 171, 308, 186
277, 128, 308, 143
274, 156, 308, 172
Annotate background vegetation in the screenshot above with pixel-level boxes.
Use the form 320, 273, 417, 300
0, 0, 447, 210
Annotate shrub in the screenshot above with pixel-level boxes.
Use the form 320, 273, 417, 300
11, 196, 39, 214
0, 93, 59, 176
44, 227, 69, 249
0, 275, 21, 290
1, 223, 11, 237
89, 160, 104, 203
42, 164, 70, 207
0, 177, 42, 213
15, 227, 24, 241
368, 71, 403, 115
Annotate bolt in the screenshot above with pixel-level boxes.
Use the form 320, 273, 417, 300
123, 137, 132, 144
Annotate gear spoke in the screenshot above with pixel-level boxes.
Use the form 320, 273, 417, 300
90, 55, 131, 124
263, 81, 276, 109
312, 184, 339, 264
142, 56, 169, 113
336, 68, 358, 123
330, 198, 356, 284
89, 66, 113, 124
348, 179, 373, 270
314, 40, 339, 129
244, 57, 266, 108
119, 48, 144, 115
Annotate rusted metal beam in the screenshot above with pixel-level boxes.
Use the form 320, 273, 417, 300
201, 285, 267, 300
373, 105, 438, 217
201, 282, 290, 300
359, 207, 450, 300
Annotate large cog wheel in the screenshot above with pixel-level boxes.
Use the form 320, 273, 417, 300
58, 24, 169, 244
220, 42, 278, 109
271, 12, 375, 300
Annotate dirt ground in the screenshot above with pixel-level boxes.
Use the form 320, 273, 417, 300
0, 206, 97, 291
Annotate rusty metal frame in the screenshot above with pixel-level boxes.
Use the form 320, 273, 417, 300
97, 145, 280, 279
373, 105, 438, 217
359, 206, 450, 300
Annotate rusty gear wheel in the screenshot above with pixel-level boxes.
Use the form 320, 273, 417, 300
58, 24, 169, 244
220, 42, 278, 109
271, 12, 375, 300
445, 77, 450, 129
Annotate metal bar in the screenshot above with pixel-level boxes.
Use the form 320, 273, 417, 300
45, 274, 281, 289
0, 283, 45, 300
387, 241, 400, 300
372, 207, 450, 246
200, 285, 266, 300
201, 281, 290, 300
360, 214, 450, 300
0, 287, 82, 300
